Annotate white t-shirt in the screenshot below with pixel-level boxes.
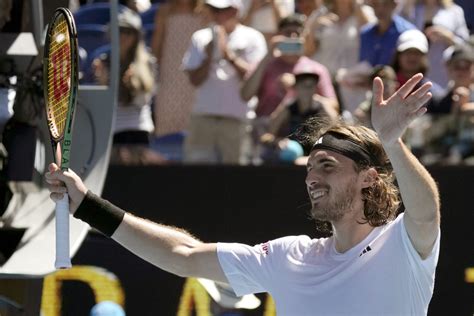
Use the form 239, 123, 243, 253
182, 24, 267, 119
217, 213, 440, 316
114, 92, 154, 133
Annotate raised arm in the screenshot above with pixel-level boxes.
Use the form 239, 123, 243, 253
371, 74, 440, 259
45, 164, 227, 282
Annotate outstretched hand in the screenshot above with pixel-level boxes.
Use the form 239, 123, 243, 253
371, 73, 432, 147
45, 163, 88, 214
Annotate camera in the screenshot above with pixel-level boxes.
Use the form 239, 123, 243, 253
276, 38, 304, 56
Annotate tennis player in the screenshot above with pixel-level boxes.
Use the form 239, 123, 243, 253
46, 73, 440, 315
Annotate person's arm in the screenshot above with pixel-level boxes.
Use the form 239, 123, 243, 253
45, 163, 227, 282
371, 73, 440, 260
270, 0, 285, 24
353, 0, 371, 28
240, 52, 273, 101
240, 33, 283, 101
150, 4, 170, 64
223, 49, 251, 79
185, 38, 214, 87
241, 0, 260, 26
186, 57, 212, 87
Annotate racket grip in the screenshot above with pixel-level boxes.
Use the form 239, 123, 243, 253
55, 193, 72, 269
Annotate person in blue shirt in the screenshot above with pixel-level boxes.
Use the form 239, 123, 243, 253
360, 0, 416, 66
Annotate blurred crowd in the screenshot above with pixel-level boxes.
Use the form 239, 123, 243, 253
2, 0, 474, 166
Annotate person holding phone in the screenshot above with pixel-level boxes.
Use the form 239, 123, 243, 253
240, 14, 337, 163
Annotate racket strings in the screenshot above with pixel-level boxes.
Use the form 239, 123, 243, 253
46, 17, 72, 140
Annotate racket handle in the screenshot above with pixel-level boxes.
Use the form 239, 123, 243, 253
55, 193, 72, 269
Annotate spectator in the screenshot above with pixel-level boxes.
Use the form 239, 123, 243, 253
241, 14, 337, 158
392, 29, 443, 95
304, 0, 376, 77
182, 0, 267, 164
92, 8, 156, 163
151, 0, 204, 136
412, 44, 474, 164
402, 0, 470, 87
360, 0, 415, 66
260, 60, 339, 164
428, 44, 474, 114
241, 0, 294, 43
241, 14, 337, 163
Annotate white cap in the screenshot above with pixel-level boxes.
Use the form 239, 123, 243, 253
397, 29, 428, 54
205, 0, 243, 10
197, 278, 261, 310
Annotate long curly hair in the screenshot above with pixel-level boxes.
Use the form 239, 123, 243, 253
295, 117, 401, 235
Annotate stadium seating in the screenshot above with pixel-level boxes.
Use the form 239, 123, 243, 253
140, 3, 160, 26
76, 24, 108, 56
74, 3, 112, 25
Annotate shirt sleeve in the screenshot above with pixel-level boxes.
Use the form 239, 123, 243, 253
245, 31, 268, 65
396, 213, 441, 304
182, 33, 206, 71
398, 212, 441, 272
216, 236, 304, 296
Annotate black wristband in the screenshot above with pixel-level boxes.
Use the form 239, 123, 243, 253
74, 191, 125, 237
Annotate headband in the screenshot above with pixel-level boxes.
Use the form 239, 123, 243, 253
311, 132, 375, 165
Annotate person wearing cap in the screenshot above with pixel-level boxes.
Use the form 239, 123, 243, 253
92, 8, 156, 150
392, 29, 443, 95
46, 73, 439, 315
260, 60, 339, 164
181, 0, 267, 164
401, 0, 470, 87
360, 0, 416, 66
428, 44, 474, 114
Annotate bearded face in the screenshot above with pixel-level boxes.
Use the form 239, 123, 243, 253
308, 175, 358, 222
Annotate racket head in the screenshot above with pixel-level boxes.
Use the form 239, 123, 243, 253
43, 7, 79, 169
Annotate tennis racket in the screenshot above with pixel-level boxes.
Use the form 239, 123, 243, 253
43, 7, 79, 269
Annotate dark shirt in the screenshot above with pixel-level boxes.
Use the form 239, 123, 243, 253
427, 89, 454, 114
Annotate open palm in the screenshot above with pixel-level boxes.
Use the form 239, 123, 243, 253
371, 73, 433, 146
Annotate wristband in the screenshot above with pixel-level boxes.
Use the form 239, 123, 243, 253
73, 191, 125, 237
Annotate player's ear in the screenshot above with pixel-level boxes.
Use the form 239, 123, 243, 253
360, 167, 378, 189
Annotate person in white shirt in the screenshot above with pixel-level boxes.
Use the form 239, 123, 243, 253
182, 0, 267, 164
46, 73, 440, 315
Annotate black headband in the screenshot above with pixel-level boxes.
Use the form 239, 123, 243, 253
311, 132, 375, 165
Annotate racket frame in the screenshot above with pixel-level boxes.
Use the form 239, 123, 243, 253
43, 7, 79, 269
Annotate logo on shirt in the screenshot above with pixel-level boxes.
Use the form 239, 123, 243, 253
259, 242, 270, 256
359, 245, 372, 257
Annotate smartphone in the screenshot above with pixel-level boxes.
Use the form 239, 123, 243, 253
277, 38, 304, 56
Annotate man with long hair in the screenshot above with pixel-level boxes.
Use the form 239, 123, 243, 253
46, 73, 439, 315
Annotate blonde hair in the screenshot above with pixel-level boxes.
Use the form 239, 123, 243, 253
120, 29, 155, 104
